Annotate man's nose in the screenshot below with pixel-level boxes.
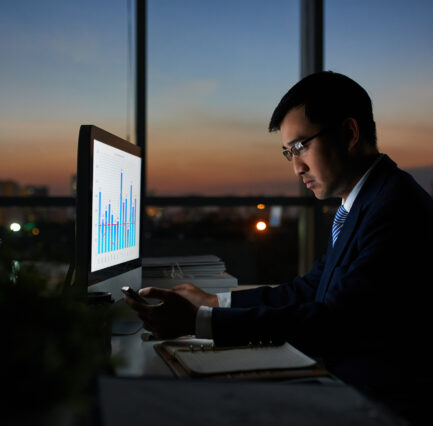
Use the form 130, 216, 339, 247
292, 155, 308, 176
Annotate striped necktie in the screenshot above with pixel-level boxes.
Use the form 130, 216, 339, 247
332, 205, 349, 246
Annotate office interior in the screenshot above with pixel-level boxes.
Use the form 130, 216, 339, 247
1, 1, 432, 425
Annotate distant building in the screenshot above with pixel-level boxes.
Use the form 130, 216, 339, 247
0, 180, 70, 227
0, 180, 21, 197
23, 185, 49, 197
0, 180, 23, 227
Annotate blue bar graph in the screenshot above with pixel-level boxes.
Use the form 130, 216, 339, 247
97, 172, 137, 254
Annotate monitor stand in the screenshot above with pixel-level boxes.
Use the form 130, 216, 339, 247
89, 267, 144, 336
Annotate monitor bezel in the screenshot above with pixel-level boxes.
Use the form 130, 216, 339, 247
75, 125, 142, 295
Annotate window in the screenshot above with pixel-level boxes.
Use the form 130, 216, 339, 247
0, 0, 133, 196
147, 0, 300, 196
325, 0, 433, 195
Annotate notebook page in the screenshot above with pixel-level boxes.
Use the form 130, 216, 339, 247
174, 343, 316, 375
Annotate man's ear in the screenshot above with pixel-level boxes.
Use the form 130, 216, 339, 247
342, 117, 360, 151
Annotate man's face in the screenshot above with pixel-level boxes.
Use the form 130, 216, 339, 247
280, 106, 350, 200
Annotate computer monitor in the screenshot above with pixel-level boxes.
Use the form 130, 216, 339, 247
74, 125, 142, 302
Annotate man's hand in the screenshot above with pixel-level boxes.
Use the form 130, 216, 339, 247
124, 287, 198, 339
171, 283, 219, 308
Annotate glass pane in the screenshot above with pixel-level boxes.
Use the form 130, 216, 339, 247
325, 0, 433, 196
0, 204, 336, 286
0, 1, 133, 196
0, 207, 74, 285
147, 0, 300, 196
142, 205, 301, 284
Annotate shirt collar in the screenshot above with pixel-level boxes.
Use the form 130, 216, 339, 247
343, 154, 383, 212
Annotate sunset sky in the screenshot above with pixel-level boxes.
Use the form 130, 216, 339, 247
1, 0, 432, 196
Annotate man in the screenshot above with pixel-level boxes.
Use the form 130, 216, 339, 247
126, 72, 433, 423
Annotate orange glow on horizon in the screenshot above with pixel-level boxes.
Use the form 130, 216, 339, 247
0, 118, 432, 196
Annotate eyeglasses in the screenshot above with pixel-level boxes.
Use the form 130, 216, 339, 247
282, 129, 326, 162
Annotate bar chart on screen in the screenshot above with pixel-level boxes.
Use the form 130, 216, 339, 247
91, 140, 141, 272
97, 173, 137, 253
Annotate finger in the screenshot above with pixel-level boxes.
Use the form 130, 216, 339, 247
124, 294, 142, 310
138, 310, 154, 326
139, 287, 172, 301
171, 283, 192, 291
151, 329, 162, 339
138, 311, 163, 336
139, 316, 153, 332
124, 295, 153, 312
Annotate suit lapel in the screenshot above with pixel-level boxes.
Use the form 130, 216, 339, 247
314, 155, 396, 302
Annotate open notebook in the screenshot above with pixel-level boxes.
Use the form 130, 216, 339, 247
154, 339, 323, 378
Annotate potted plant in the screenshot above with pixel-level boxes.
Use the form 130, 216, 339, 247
0, 255, 115, 426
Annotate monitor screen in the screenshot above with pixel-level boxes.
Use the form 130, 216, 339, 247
74, 125, 142, 299
91, 139, 141, 272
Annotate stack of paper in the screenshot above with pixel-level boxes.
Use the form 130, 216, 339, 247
141, 255, 237, 290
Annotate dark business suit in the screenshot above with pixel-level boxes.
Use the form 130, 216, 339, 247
212, 155, 433, 422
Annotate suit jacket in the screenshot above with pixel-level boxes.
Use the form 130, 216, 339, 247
212, 155, 433, 404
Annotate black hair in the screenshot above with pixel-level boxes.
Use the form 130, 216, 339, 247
268, 71, 377, 147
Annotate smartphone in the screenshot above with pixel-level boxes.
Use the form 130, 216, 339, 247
121, 286, 147, 304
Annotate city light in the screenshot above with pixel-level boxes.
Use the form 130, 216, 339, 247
24, 222, 36, 231
257, 204, 266, 210
10, 222, 21, 232
256, 221, 267, 231
146, 206, 162, 218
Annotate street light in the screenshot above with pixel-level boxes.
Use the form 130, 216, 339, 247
10, 223, 21, 232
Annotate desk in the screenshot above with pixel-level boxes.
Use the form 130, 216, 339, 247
105, 287, 409, 426
111, 331, 171, 377
99, 372, 407, 426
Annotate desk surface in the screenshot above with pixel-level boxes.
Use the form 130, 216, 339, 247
111, 330, 171, 377
109, 291, 408, 426
110, 284, 266, 377
98, 375, 406, 426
